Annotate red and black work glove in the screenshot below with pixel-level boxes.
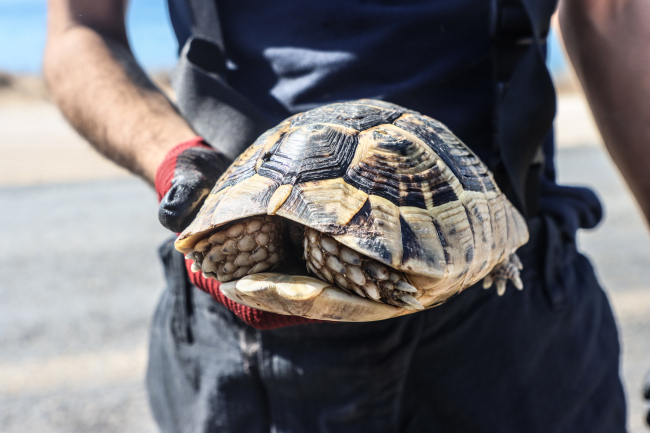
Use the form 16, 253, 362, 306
156, 137, 321, 329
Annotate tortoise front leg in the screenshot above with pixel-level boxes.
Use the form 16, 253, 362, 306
186, 216, 285, 282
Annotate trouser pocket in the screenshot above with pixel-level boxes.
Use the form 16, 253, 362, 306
158, 236, 194, 344
540, 214, 573, 311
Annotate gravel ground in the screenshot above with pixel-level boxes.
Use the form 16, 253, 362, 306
0, 96, 648, 432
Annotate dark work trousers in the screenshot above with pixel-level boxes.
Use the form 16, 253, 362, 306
146, 215, 626, 433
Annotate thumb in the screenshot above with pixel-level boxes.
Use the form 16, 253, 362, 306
159, 180, 212, 233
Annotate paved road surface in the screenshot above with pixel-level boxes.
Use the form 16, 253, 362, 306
1, 95, 648, 432
557, 147, 650, 433
0, 180, 165, 432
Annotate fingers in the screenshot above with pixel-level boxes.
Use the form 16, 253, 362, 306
175, 146, 232, 176
159, 181, 212, 232
158, 146, 232, 232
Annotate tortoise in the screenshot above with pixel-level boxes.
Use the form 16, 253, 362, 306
175, 99, 529, 322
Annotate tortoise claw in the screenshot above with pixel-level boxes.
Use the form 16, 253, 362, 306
395, 281, 418, 293
396, 293, 425, 310
482, 274, 494, 290
483, 254, 524, 296
496, 279, 506, 296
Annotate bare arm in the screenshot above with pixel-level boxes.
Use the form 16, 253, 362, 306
44, 0, 197, 184
559, 0, 650, 225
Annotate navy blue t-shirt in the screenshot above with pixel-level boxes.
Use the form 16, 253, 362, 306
166, 0, 602, 237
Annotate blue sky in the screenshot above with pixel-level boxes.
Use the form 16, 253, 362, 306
0, 0, 178, 73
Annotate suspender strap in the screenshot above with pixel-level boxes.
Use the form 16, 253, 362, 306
170, 0, 272, 160
159, 237, 194, 344
179, 0, 226, 52
491, 0, 557, 218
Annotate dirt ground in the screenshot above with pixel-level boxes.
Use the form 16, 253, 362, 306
0, 79, 648, 432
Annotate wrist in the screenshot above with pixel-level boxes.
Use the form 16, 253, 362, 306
154, 137, 212, 202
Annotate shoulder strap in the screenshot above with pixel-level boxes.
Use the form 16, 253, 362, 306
169, 0, 272, 159
182, 0, 226, 53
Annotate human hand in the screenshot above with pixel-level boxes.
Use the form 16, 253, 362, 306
156, 137, 231, 233
155, 137, 323, 329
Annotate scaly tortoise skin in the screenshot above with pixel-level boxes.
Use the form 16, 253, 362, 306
175, 99, 529, 322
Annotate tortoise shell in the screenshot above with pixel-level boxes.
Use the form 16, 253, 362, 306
176, 99, 528, 306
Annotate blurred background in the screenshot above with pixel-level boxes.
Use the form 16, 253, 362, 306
0, 0, 648, 432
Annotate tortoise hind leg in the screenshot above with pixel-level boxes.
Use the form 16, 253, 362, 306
303, 228, 424, 310
482, 253, 524, 296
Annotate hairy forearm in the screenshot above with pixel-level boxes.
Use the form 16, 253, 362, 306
43, 5, 196, 184
559, 0, 650, 224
